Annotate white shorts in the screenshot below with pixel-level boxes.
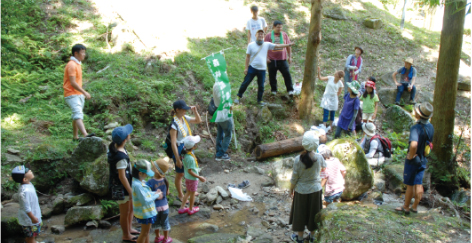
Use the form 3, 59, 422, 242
65, 95, 85, 120
362, 113, 375, 122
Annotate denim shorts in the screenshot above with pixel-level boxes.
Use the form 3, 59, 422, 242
151, 208, 171, 231
65, 94, 85, 120
324, 191, 343, 203
172, 143, 185, 173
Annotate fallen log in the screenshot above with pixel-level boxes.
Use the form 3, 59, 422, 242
254, 136, 303, 161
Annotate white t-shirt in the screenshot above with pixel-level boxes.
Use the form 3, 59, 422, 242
320, 76, 344, 111
247, 42, 275, 70
170, 115, 193, 144
246, 17, 267, 42
18, 183, 42, 226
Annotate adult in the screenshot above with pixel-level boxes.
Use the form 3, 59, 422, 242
395, 102, 434, 214
289, 131, 326, 243
334, 81, 361, 139
63, 44, 94, 141
318, 66, 344, 129
319, 147, 346, 205
213, 81, 233, 161
108, 124, 140, 242
169, 100, 202, 202
393, 57, 417, 105
235, 29, 293, 106
246, 5, 267, 44
264, 20, 294, 96
343, 46, 363, 93
359, 123, 383, 159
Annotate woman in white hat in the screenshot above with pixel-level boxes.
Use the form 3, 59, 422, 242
395, 102, 434, 214
392, 57, 417, 105
359, 122, 383, 159
288, 131, 326, 243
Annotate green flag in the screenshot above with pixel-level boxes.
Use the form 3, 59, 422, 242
205, 52, 232, 122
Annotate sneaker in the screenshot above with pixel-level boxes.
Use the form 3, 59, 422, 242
227, 183, 237, 189
178, 208, 189, 214
215, 154, 231, 161
237, 180, 250, 189
288, 91, 294, 96
155, 235, 165, 243
307, 233, 315, 243
290, 233, 303, 243
188, 206, 200, 215
234, 98, 240, 104
409, 100, 416, 104
258, 101, 266, 106
395, 101, 401, 106
271, 91, 277, 95
162, 237, 173, 243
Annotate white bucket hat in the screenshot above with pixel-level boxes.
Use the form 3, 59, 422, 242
302, 131, 319, 152
362, 122, 376, 137
183, 135, 201, 150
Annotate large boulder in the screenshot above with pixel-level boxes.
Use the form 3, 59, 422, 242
188, 233, 242, 243
327, 139, 374, 200
384, 106, 415, 133
62, 137, 109, 196
1, 202, 23, 238
323, 6, 348, 20
64, 205, 104, 226
271, 157, 296, 190
377, 88, 433, 106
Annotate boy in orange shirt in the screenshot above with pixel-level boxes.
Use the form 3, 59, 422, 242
63, 44, 94, 141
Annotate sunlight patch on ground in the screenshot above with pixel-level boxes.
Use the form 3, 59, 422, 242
2, 113, 24, 130
342, 1, 365, 11
401, 29, 414, 40
69, 20, 95, 34
291, 123, 305, 134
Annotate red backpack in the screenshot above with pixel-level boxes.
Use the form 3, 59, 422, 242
370, 134, 392, 158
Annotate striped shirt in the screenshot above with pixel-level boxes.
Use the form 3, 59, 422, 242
320, 158, 346, 196
132, 178, 159, 219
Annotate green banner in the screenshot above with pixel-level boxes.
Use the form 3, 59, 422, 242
205, 52, 232, 122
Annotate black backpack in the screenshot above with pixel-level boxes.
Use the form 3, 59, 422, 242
208, 97, 217, 116
164, 121, 178, 158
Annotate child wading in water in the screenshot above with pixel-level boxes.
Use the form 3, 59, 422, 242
178, 135, 206, 215
132, 160, 163, 243
147, 159, 172, 243
12, 166, 43, 243
360, 81, 379, 123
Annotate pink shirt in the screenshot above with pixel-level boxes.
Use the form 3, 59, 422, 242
320, 158, 346, 196
264, 32, 291, 61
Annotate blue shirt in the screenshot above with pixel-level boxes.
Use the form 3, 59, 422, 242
132, 178, 159, 219
146, 178, 168, 209
338, 93, 360, 130
409, 121, 434, 163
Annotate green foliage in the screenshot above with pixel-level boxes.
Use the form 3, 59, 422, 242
100, 200, 119, 217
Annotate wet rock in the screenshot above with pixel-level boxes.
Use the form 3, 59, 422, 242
374, 177, 386, 192
364, 18, 382, 29
206, 187, 219, 204
51, 225, 65, 234
266, 103, 287, 119
41, 205, 53, 219
169, 208, 211, 227
327, 139, 374, 200
255, 166, 265, 175
188, 233, 242, 243
99, 220, 112, 229
62, 137, 109, 196
197, 223, 219, 232
1, 202, 23, 237
238, 221, 246, 226
64, 205, 104, 226
384, 106, 415, 133
215, 186, 229, 199
323, 6, 348, 20
258, 106, 273, 124
201, 183, 210, 193
4, 153, 23, 164
384, 163, 406, 193
66, 193, 94, 207
85, 220, 99, 228
252, 207, 260, 215
52, 195, 65, 215
261, 177, 276, 187
104, 122, 119, 130
213, 204, 224, 210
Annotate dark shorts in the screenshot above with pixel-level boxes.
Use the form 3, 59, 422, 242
151, 208, 171, 231
324, 191, 343, 203
22, 222, 42, 238
172, 143, 185, 174
135, 216, 156, 225
403, 157, 426, 186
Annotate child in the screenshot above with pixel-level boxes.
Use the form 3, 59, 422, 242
132, 159, 163, 243
319, 148, 346, 205
178, 135, 206, 215
334, 81, 361, 139
318, 66, 344, 130
359, 76, 376, 95
246, 5, 267, 44
360, 81, 379, 123
147, 159, 172, 243
12, 166, 43, 243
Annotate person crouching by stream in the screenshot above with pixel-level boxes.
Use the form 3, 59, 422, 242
289, 131, 326, 243
108, 124, 140, 242
169, 100, 202, 204
319, 146, 346, 206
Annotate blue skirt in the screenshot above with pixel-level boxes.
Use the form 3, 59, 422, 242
135, 216, 156, 225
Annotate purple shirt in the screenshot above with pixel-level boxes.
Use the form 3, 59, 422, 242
338, 93, 360, 130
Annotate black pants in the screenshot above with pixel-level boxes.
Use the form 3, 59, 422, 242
268, 60, 293, 93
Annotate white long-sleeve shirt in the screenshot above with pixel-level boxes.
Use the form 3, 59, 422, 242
360, 135, 383, 158
18, 183, 42, 226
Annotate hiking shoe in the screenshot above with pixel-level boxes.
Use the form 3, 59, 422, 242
395, 101, 401, 106
409, 100, 416, 104
238, 180, 250, 189
234, 98, 240, 104
258, 101, 266, 106
288, 91, 294, 96
188, 206, 200, 215
215, 154, 231, 161
290, 233, 303, 243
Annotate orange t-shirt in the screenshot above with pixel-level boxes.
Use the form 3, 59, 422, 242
63, 60, 83, 97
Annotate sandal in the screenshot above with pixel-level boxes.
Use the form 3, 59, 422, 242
162, 237, 173, 243
178, 208, 189, 214
176, 196, 189, 204
130, 230, 141, 235
86, 133, 96, 137
238, 180, 250, 189
410, 208, 418, 213
394, 206, 410, 215
154, 235, 165, 243
122, 236, 138, 243
188, 206, 200, 215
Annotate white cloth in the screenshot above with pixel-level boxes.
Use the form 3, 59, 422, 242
116, 159, 128, 170
18, 183, 42, 226
70, 56, 82, 65
170, 115, 193, 144
360, 135, 383, 158
320, 76, 344, 111
228, 187, 253, 201
246, 17, 267, 42
247, 42, 275, 70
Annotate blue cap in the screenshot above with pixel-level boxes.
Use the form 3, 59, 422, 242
173, 100, 191, 110
112, 124, 133, 144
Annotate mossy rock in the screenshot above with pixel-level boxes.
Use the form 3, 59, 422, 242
363, 18, 382, 29
384, 105, 415, 133
66, 193, 94, 207
188, 233, 242, 243
323, 6, 348, 20
327, 139, 374, 200
64, 205, 104, 226
1, 203, 23, 238
383, 163, 405, 193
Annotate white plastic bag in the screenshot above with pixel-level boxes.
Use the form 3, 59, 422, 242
228, 187, 253, 202
293, 83, 302, 95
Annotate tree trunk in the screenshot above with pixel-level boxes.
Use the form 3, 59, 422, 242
430, 0, 466, 186
254, 136, 304, 160
400, 0, 407, 29
298, 0, 322, 122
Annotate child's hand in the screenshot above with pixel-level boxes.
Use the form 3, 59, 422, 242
166, 189, 170, 196
31, 216, 39, 224
156, 189, 163, 200
199, 177, 206, 183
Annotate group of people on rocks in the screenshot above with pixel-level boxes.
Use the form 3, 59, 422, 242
12, 5, 430, 243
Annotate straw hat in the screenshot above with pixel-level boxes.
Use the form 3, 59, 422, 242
415, 102, 433, 119
152, 159, 169, 176
404, 57, 414, 65
355, 46, 364, 54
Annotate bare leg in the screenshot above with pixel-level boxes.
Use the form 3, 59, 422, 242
403, 185, 414, 210
129, 201, 139, 234
137, 223, 151, 243
412, 184, 423, 211
72, 120, 78, 139
179, 191, 191, 210
188, 191, 196, 210
25, 236, 35, 243
164, 230, 169, 240
119, 202, 134, 240
175, 173, 184, 200
75, 119, 88, 137
154, 229, 160, 239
